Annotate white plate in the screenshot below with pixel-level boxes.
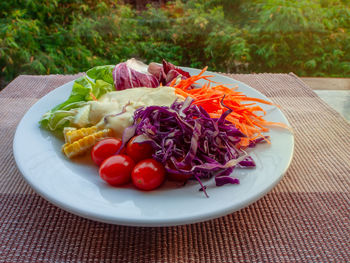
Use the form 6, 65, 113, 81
13, 68, 294, 226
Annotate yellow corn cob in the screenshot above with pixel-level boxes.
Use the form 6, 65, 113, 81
63, 127, 76, 143
62, 128, 113, 158
63, 126, 98, 144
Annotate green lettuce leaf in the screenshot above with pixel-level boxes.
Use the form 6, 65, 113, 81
92, 79, 114, 98
86, 65, 114, 84
40, 75, 114, 131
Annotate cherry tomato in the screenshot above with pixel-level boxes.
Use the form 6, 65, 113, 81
91, 138, 122, 166
167, 172, 192, 182
126, 136, 154, 163
99, 155, 135, 186
132, 159, 165, 191
167, 158, 192, 182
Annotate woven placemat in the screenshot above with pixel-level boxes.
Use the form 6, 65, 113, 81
0, 73, 349, 262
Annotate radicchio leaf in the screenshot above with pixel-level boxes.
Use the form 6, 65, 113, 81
113, 58, 159, 90
146, 59, 191, 86
162, 59, 191, 78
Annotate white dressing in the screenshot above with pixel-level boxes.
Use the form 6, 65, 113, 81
73, 86, 182, 138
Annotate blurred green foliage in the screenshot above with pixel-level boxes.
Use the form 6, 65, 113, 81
1, 0, 350, 88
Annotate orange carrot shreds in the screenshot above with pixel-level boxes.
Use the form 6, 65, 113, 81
89, 92, 98, 101
175, 88, 190, 99
198, 66, 208, 76
173, 69, 289, 147
169, 77, 177, 87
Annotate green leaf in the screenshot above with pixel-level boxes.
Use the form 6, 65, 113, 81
92, 79, 114, 99
39, 73, 114, 131
86, 65, 115, 84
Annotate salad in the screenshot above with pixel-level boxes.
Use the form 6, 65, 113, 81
40, 58, 287, 196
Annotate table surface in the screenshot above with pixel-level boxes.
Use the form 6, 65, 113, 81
314, 90, 350, 122
1, 73, 349, 262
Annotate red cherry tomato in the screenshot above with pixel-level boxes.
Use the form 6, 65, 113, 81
91, 138, 122, 166
132, 159, 165, 191
126, 136, 154, 163
167, 172, 192, 182
99, 155, 135, 186
167, 158, 192, 182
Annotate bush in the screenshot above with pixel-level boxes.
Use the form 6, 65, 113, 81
1, 0, 350, 89
240, 0, 350, 76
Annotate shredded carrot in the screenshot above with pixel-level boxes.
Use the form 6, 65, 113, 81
89, 92, 98, 101
171, 69, 289, 148
169, 77, 177, 87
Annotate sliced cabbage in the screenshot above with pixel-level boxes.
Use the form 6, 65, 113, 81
121, 97, 259, 197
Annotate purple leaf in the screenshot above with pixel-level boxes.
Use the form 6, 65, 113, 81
113, 58, 159, 90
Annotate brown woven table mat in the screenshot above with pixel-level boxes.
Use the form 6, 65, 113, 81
0, 73, 349, 262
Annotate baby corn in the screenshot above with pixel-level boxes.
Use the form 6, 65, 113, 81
63, 126, 98, 144
62, 128, 113, 158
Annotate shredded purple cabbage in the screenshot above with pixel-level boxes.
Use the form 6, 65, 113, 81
121, 97, 260, 196
248, 136, 269, 148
